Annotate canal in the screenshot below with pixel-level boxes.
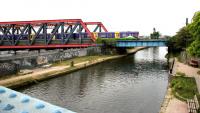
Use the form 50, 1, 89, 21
19, 47, 169, 113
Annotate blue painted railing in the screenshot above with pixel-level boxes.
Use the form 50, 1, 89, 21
116, 39, 167, 47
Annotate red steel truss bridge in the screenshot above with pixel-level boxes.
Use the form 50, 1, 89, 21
0, 19, 108, 49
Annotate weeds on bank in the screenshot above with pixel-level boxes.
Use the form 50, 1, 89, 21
197, 95, 200, 104
176, 72, 186, 77
195, 95, 200, 113
170, 76, 198, 101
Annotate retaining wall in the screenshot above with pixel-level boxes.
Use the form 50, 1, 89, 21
0, 47, 102, 75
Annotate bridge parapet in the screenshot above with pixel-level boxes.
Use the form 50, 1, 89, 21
116, 39, 168, 47
0, 86, 76, 113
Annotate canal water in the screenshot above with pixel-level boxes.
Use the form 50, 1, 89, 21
19, 47, 169, 113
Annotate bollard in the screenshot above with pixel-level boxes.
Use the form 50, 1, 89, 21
70, 61, 74, 67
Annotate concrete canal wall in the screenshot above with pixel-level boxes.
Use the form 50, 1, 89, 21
0, 47, 102, 75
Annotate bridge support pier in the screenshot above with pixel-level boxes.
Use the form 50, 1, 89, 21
116, 48, 127, 54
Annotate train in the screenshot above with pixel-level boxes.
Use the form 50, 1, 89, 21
96, 32, 139, 39
0, 31, 139, 40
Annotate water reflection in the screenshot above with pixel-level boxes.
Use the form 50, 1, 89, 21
19, 47, 168, 113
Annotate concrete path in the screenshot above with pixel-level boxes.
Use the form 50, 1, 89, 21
174, 59, 200, 77
162, 58, 200, 113
165, 98, 188, 113
174, 58, 200, 92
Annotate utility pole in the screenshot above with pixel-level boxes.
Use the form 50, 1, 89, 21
185, 18, 189, 62
153, 28, 156, 33
186, 18, 188, 26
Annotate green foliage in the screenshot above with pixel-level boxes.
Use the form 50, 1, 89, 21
170, 76, 198, 100
175, 27, 194, 48
186, 11, 200, 57
187, 39, 200, 57
95, 37, 137, 45
168, 11, 200, 55
176, 72, 186, 77
150, 31, 160, 39
96, 38, 116, 45
188, 11, 200, 40
167, 27, 193, 52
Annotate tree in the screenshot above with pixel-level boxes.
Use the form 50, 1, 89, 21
167, 26, 193, 51
175, 27, 193, 49
187, 11, 200, 57
168, 11, 200, 56
150, 28, 160, 39
187, 40, 200, 57
188, 11, 200, 40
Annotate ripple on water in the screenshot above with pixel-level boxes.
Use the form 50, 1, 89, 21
19, 47, 169, 113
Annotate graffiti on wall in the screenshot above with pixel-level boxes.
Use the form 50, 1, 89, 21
0, 47, 102, 75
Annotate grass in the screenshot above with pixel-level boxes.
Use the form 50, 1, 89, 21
176, 72, 186, 77
170, 76, 198, 101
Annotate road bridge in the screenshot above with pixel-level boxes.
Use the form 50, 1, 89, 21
116, 39, 167, 47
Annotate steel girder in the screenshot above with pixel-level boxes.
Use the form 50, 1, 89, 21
84, 22, 108, 32
0, 19, 96, 47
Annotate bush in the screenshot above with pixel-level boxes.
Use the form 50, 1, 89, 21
95, 37, 137, 45
95, 38, 116, 45
170, 76, 198, 100
176, 72, 186, 77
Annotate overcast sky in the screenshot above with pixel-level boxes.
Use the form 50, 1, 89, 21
0, 0, 199, 36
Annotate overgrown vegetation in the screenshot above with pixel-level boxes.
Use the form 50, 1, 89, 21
196, 94, 200, 108
96, 38, 116, 45
167, 11, 200, 57
95, 36, 137, 45
150, 28, 160, 39
170, 76, 198, 101
176, 72, 186, 77
167, 27, 193, 52
187, 39, 200, 57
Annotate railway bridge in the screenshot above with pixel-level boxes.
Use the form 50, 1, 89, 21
0, 19, 168, 50
0, 19, 107, 49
